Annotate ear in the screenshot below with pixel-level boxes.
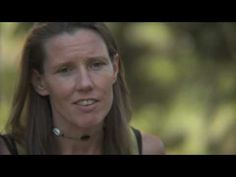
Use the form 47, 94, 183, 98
31, 69, 49, 96
112, 54, 119, 84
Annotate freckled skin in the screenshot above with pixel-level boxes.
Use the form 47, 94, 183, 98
37, 29, 118, 136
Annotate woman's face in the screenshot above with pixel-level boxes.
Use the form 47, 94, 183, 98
33, 29, 118, 131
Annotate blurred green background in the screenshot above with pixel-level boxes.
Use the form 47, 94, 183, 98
1, 22, 236, 154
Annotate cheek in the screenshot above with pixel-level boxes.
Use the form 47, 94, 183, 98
93, 65, 116, 87
95, 75, 115, 108
94, 73, 114, 92
45, 78, 75, 100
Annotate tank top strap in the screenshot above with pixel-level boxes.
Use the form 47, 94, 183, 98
0, 134, 18, 155
129, 127, 142, 155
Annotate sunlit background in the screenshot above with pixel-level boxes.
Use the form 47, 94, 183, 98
1, 22, 236, 154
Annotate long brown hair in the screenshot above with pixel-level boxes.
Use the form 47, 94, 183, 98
6, 23, 133, 154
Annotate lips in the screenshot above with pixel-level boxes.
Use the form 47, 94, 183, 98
73, 98, 99, 113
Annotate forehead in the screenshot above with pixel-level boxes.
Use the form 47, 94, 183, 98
44, 29, 109, 62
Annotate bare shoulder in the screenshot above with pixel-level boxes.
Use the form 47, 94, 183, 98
141, 132, 165, 155
0, 136, 11, 155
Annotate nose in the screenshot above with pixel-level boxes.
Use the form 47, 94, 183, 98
75, 67, 93, 92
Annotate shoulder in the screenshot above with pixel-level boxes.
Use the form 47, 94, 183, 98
141, 132, 165, 155
0, 135, 11, 155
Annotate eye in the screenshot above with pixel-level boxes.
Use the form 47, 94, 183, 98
90, 62, 105, 70
58, 66, 72, 74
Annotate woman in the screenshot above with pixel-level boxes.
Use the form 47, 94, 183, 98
0, 22, 165, 155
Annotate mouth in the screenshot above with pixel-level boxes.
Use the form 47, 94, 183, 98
73, 99, 99, 106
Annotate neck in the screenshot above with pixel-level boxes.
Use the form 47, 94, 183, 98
53, 125, 104, 155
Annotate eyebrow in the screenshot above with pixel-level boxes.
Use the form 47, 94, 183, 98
86, 56, 109, 62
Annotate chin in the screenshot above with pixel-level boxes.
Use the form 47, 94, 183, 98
76, 116, 104, 128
